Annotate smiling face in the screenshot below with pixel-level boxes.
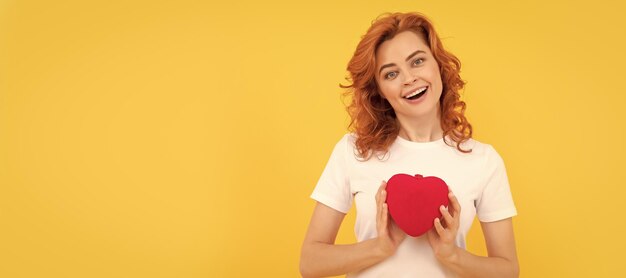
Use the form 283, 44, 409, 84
375, 30, 443, 122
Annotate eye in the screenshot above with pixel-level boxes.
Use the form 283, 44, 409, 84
384, 71, 397, 80
413, 58, 425, 65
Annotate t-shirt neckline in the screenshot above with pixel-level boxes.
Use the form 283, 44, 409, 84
395, 134, 447, 149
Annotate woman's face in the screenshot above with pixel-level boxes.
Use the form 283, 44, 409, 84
374, 30, 443, 121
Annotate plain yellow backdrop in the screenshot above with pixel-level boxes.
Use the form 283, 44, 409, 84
1, 0, 625, 277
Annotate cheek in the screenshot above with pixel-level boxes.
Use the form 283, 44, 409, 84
433, 68, 444, 86
425, 66, 443, 83
378, 82, 399, 99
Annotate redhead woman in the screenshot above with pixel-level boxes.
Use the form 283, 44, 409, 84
299, 12, 519, 278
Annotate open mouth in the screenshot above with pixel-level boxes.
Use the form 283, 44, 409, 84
404, 86, 428, 100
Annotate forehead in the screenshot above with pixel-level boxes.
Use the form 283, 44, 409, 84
375, 30, 430, 64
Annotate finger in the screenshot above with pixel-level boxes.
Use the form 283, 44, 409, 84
426, 228, 437, 245
376, 196, 383, 229
382, 203, 389, 231
440, 205, 453, 227
433, 217, 446, 236
448, 191, 461, 217
381, 188, 387, 206
380, 190, 388, 221
376, 181, 385, 212
380, 181, 388, 217
376, 181, 388, 203
376, 181, 384, 203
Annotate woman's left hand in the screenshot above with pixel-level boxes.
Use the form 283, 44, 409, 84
427, 190, 461, 262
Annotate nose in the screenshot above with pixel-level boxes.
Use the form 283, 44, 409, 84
403, 71, 418, 86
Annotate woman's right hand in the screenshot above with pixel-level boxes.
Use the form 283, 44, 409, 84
375, 181, 406, 257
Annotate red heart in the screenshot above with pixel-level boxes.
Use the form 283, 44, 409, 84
386, 173, 450, 237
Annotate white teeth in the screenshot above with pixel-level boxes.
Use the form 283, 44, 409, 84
404, 87, 428, 99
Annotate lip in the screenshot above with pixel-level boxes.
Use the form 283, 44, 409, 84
403, 86, 428, 103
402, 85, 428, 97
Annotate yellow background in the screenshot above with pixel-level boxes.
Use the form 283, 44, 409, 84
1, 0, 625, 277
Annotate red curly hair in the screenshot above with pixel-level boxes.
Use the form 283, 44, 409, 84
340, 12, 472, 160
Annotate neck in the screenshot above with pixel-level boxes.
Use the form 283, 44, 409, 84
396, 108, 443, 142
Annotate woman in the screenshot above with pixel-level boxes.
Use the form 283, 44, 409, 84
299, 12, 519, 278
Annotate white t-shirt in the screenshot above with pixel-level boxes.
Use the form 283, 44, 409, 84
310, 133, 517, 277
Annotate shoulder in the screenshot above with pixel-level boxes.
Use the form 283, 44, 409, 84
327, 133, 357, 158
466, 139, 508, 172
328, 133, 362, 163
345, 132, 357, 145
333, 132, 357, 150
456, 137, 503, 161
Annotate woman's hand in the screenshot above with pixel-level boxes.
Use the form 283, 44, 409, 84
375, 181, 406, 257
427, 190, 461, 262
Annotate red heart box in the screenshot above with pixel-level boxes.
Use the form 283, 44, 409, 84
386, 173, 450, 237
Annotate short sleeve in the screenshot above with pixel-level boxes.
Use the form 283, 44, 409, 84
310, 134, 353, 214
476, 145, 518, 222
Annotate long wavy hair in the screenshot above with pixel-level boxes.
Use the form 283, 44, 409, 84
340, 12, 472, 160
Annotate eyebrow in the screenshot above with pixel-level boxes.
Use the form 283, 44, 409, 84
378, 50, 426, 76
